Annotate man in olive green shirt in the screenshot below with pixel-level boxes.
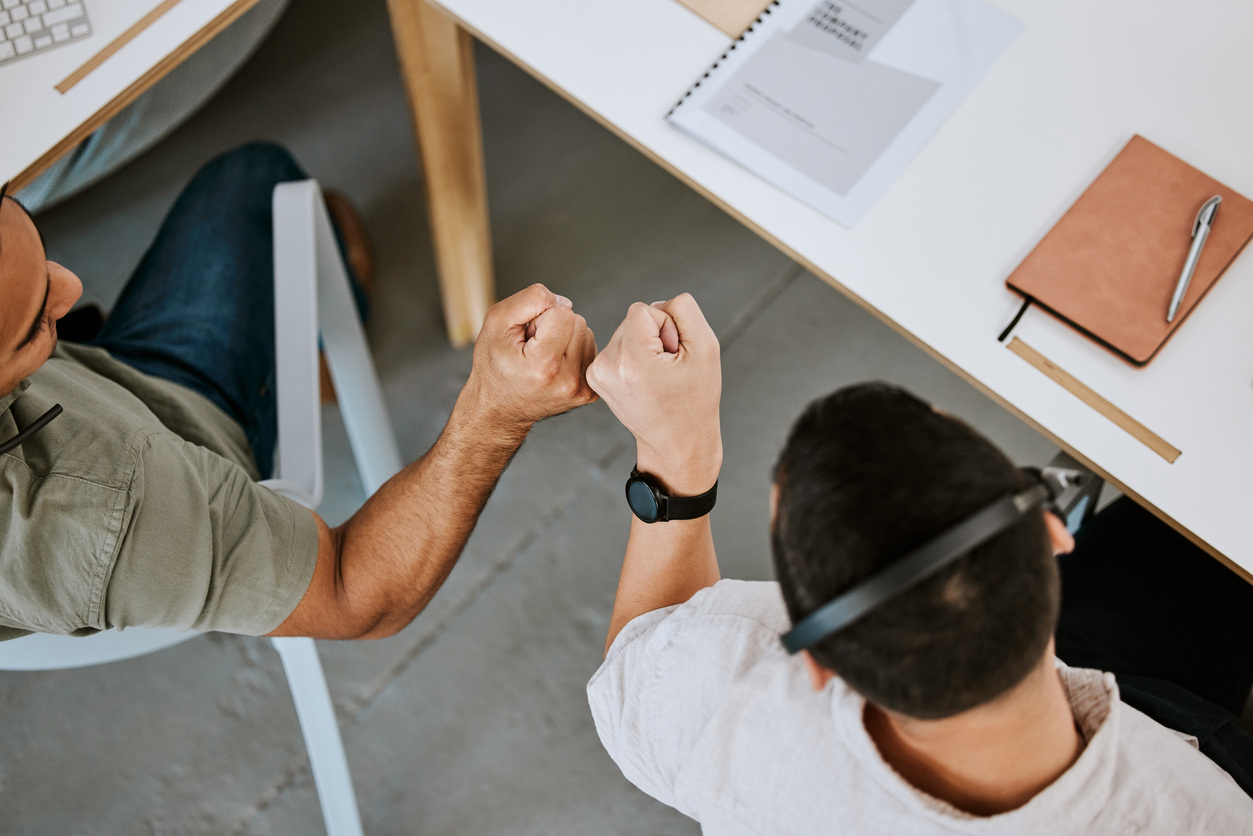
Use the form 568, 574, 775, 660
0, 143, 598, 641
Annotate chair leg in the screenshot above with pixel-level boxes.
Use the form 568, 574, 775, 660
271, 636, 364, 836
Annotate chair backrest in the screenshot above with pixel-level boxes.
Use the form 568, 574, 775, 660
268, 180, 400, 499
0, 179, 400, 670
261, 180, 325, 507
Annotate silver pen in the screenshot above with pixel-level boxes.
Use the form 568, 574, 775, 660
1166, 195, 1222, 323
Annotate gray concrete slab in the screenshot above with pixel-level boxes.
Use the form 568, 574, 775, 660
0, 0, 1061, 832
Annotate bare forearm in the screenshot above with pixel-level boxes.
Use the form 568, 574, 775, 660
605, 516, 720, 654
274, 386, 528, 640
337, 386, 525, 637
585, 293, 724, 655
271, 283, 599, 640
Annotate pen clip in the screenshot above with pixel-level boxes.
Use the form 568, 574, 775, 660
1192, 195, 1222, 237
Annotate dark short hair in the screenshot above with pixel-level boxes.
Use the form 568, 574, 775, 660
770, 383, 1057, 719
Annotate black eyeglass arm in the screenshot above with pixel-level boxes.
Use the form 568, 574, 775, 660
0, 404, 63, 456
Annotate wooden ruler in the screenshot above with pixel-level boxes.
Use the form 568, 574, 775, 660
57, 0, 184, 93
1006, 338, 1181, 462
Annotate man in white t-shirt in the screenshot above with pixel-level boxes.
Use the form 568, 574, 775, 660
584, 294, 1253, 834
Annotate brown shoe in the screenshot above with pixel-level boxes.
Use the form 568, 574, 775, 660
319, 191, 376, 402
323, 190, 376, 294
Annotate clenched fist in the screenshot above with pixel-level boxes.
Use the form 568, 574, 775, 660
462, 284, 599, 439
586, 293, 722, 495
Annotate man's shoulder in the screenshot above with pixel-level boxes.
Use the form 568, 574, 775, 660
8, 350, 152, 487
590, 577, 836, 762
0, 355, 151, 635
34, 344, 255, 473
1057, 666, 1253, 831
675, 579, 791, 630
0, 349, 268, 637
587, 579, 848, 822
602, 579, 790, 665
1104, 696, 1253, 828
590, 581, 887, 834
591, 578, 799, 711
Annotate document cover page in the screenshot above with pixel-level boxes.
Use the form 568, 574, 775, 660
669, 0, 1021, 227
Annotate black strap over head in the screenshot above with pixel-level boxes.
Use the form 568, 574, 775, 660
780, 482, 1052, 654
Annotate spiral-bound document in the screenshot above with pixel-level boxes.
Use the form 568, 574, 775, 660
668, 0, 1021, 227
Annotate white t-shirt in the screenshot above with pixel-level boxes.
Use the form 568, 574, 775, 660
588, 579, 1253, 835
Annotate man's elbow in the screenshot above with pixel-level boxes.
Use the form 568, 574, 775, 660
324, 579, 417, 640
343, 608, 410, 640
273, 520, 422, 640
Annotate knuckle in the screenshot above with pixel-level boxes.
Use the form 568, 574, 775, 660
618, 361, 641, 387
675, 293, 700, 317
529, 283, 555, 305
541, 355, 564, 380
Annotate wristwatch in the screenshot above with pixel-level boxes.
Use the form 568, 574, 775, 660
625, 466, 718, 523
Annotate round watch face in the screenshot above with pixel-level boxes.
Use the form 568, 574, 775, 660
627, 478, 662, 523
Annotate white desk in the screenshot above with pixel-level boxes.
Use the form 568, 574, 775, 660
430, 0, 1253, 576
0, 1, 262, 185
0, 0, 496, 346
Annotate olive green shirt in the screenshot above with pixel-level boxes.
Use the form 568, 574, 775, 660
0, 343, 319, 641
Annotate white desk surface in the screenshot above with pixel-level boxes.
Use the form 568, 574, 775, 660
432, 0, 1253, 572
0, 0, 247, 185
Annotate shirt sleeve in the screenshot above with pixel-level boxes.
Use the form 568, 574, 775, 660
102, 429, 320, 635
586, 579, 791, 817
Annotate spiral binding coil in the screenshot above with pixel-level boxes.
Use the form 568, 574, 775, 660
666, 0, 782, 118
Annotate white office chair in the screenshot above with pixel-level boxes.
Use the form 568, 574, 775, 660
0, 180, 403, 836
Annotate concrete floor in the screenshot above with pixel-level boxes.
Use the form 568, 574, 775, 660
1, 1, 1064, 833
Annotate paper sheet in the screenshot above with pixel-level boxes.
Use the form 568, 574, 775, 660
669, 0, 1022, 227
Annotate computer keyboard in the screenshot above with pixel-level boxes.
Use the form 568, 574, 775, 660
0, 0, 90, 65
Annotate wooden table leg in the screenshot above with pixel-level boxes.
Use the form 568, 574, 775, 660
385, 0, 495, 348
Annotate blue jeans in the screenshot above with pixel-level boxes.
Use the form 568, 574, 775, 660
1056, 498, 1253, 797
91, 142, 361, 477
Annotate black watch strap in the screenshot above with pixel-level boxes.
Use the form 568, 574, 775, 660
628, 466, 718, 523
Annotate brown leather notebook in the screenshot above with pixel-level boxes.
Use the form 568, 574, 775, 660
1004, 135, 1253, 366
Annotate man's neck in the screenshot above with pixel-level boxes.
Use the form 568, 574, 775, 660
862, 657, 1084, 816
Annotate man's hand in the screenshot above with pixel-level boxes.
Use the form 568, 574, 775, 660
462, 284, 599, 439
587, 293, 723, 653
272, 283, 598, 640
587, 293, 722, 495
